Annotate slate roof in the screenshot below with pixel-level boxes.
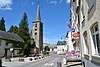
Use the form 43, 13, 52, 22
0, 30, 24, 42
57, 41, 66, 45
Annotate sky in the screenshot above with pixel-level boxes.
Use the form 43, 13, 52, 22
0, 0, 70, 44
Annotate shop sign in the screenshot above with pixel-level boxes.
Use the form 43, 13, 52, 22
72, 32, 79, 37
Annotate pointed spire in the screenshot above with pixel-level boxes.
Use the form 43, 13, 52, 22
35, 1, 41, 21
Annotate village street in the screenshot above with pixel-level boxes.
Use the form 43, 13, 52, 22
2, 54, 64, 67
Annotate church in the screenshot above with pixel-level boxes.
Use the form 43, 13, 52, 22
30, 3, 43, 54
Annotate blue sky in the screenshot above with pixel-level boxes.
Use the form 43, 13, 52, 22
0, 0, 70, 44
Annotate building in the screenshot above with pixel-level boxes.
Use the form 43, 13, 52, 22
79, 0, 100, 67
0, 30, 23, 58
31, 3, 43, 54
70, 0, 80, 52
57, 41, 67, 54
66, 32, 74, 52
71, 0, 100, 67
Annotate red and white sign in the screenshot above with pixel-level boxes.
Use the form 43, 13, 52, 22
72, 32, 79, 37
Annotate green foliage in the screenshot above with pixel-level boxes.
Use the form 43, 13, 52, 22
44, 46, 50, 52
8, 25, 18, 34
42, 51, 49, 56
0, 17, 6, 31
17, 12, 31, 55
18, 12, 30, 43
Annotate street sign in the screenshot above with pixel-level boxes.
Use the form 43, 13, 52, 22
72, 32, 79, 37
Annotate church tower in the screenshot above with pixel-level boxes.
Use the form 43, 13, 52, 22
32, 3, 43, 54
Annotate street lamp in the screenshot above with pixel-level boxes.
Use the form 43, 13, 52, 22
10, 48, 13, 58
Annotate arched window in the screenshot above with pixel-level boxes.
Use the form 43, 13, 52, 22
83, 31, 89, 54
91, 23, 100, 55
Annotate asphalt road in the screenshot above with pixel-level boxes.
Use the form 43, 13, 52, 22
2, 54, 64, 67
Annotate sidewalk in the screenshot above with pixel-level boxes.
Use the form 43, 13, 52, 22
61, 55, 82, 67
67, 62, 82, 67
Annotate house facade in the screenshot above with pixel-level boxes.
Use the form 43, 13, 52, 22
70, 0, 80, 53
57, 41, 67, 54
66, 32, 74, 52
70, 0, 100, 67
0, 30, 23, 58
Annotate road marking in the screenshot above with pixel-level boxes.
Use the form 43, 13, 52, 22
44, 63, 49, 66
44, 63, 54, 66
49, 63, 54, 66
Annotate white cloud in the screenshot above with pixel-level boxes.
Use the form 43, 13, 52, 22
0, 0, 13, 10
47, 0, 63, 6
50, 1, 57, 6
66, 0, 70, 3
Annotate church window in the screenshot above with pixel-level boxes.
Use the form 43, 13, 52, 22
35, 23, 37, 27
35, 32, 37, 35
35, 29, 37, 31
72, 0, 75, 2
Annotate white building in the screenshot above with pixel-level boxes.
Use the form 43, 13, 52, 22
57, 41, 67, 54
71, 0, 100, 67
66, 32, 74, 52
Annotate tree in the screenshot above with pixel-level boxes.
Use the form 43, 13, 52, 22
8, 25, 18, 34
18, 12, 30, 56
18, 12, 30, 43
43, 46, 50, 55
0, 17, 6, 31
44, 46, 50, 52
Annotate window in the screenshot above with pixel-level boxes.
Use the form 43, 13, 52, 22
83, 31, 89, 54
87, 0, 95, 20
73, 0, 75, 2
82, 5, 85, 18
6, 42, 8, 46
91, 23, 100, 55
35, 23, 37, 27
35, 33, 37, 35
35, 29, 37, 31
86, 0, 95, 8
82, 19, 85, 28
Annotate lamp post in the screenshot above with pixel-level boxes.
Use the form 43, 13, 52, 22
10, 48, 13, 58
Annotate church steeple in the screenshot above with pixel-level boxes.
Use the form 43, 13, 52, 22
35, 2, 41, 21
32, 1, 43, 54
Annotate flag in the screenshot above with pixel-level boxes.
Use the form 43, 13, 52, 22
71, 28, 75, 32
67, 23, 71, 29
